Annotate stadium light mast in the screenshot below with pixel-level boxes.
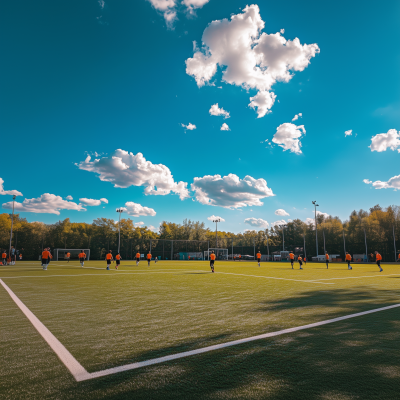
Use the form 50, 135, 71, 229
9, 195, 16, 257
116, 208, 124, 254
213, 218, 221, 248
312, 201, 319, 256
278, 224, 287, 251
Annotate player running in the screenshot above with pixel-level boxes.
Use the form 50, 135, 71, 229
325, 252, 329, 269
155, 256, 158, 264
298, 255, 303, 270
2, 250, 7, 266
397, 253, 400, 262
256, 251, 261, 267
375, 251, 383, 272
41, 248, 50, 270
303, 256, 307, 265
238, 254, 241, 261
65, 252, 71, 262
136, 252, 140, 266
147, 252, 152, 266
105, 250, 113, 270
210, 251, 215, 273
289, 251, 295, 269
345, 252, 352, 270
115, 253, 121, 269
78, 250, 86, 267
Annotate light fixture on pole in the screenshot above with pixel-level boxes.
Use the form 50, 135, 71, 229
312, 201, 319, 256
116, 208, 124, 254
213, 218, 221, 248
278, 224, 287, 251
9, 195, 16, 258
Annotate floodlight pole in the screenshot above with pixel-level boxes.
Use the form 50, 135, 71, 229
116, 208, 124, 253
303, 234, 307, 260
393, 225, 397, 262
343, 230, 346, 255
323, 230, 326, 254
279, 225, 286, 251
312, 201, 319, 256
213, 219, 220, 248
266, 230, 270, 261
9, 195, 16, 257
364, 228, 368, 262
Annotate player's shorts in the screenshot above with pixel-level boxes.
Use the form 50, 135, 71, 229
79, 258, 84, 262
347, 260, 351, 265
290, 258, 294, 263
326, 260, 329, 264
2, 258, 7, 264
116, 259, 120, 265
298, 260, 303, 266
136, 258, 140, 262
147, 258, 151, 262
257, 258, 261, 262
210, 260, 215, 266
107, 259, 111, 265
377, 260, 381, 267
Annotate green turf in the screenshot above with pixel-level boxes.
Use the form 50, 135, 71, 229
1, 260, 400, 399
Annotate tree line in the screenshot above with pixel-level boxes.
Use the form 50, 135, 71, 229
1, 204, 399, 261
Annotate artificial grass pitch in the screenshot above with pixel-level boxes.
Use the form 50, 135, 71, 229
1, 260, 400, 399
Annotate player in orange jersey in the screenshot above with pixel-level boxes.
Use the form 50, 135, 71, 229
345, 252, 352, 270
136, 252, 140, 266
147, 252, 152, 266
325, 252, 330, 269
210, 251, 216, 273
298, 255, 303, 270
375, 251, 383, 272
105, 250, 113, 270
115, 253, 121, 269
41, 248, 50, 270
397, 253, 400, 262
65, 252, 71, 262
256, 251, 261, 267
289, 251, 295, 269
238, 254, 241, 261
78, 250, 86, 267
2, 250, 7, 266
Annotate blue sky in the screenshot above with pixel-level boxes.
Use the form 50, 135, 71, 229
1, 0, 399, 233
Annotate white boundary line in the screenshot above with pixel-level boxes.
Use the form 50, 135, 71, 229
309, 273, 400, 282
2, 276, 400, 382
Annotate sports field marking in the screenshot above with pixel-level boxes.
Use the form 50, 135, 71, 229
309, 273, 400, 282
216, 271, 335, 285
1, 276, 399, 382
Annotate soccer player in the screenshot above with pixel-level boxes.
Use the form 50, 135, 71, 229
210, 251, 216, 273
78, 250, 86, 267
105, 250, 113, 270
65, 252, 71, 262
298, 255, 303, 270
345, 252, 352, 270
239, 254, 241, 261
136, 252, 140, 266
155, 256, 158, 264
10, 246, 16, 265
397, 253, 400, 262
147, 252, 152, 266
2, 250, 7, 266
303, 256, 307, 265
41, 248, 50, 270
233, 255, 236, 261
325, 252, 329, 269
289, 251, 295, 269
256, 250, 261, 267
375, 251, 383, 272
115, 253, 121, 269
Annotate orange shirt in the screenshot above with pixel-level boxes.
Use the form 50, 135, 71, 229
136, 253, 140, 258
398, 254, 400, 259
106, 253, 112, 260
325, 254, 329, 260
257, 253, 261, 258
2, 252, 6, 258
42, 250, 50, 259
147, 254, 151, 260
116, 255, 121, 260
376, 253, 382, 261
345, 254, 351, 261
210, 254, 216, 260
289, 253, 294, 259
298, 256, 302, 261
79, 252, 86, 258
66, 253, 70, 257
239, 255, 241, 258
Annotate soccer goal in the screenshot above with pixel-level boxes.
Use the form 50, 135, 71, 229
204, 248, 228, 260
53, 249, 91, 261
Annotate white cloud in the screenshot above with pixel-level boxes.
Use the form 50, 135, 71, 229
317, 211, 329, 218
135, 221, 144, 226
271, 219, 287, 228
363, 174, 400, 190
221, 123, 230, 131
272, 123, 306, 154
0, 178, 23, 196
2, 193, 85, 215
182, 123, 197, 131
98, 0, 105, 9
147, 225, 158, 232
244, 217, 269, 227
370, 129, 400, 152
185, 5, 319, 117
77, 149, 189, 200
275, 209, 289, 216
191, 173, 274, 209
120, 202, 156, 217
292, 113, 302, 121
182, 0, 210, 13
209, 103, 230, 118
280, 29, 285, 34
305, 217, 314, 225
66, 195, 73, 200
345, 129, 352, 137
207, 215, 225, 222
79, 198, 108, 206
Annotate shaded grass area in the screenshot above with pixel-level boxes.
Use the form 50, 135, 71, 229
1, 261, 400, 399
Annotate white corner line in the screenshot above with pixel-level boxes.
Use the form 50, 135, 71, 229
2, 277, 400, 382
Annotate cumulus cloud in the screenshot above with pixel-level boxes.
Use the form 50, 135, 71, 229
345, 130, 352, 137
66, 195, 73, 200
272, 123, 306, 154
0, 178, 22, 196
209, 103, 230, 118
135, 221, 145, 226
191, 173, 274, 209
98, 0, 105, 9
317, 211, 330, 218
363, 174, 400, 190
2, 194, 85, 215
79, 198, 108, 206
370, 129, 400, 152
292, 113, 302, 121
244, 217, 269, 227
185, 5, 319, 117
182, 123, 197, 131
221, 123, 230, 131
120, 202, 157, 217
271, 219, 287, 228
275, 209, 289, 216
77, 149, 189, 200
305, 218, 314, 225
207, 215, 225, 222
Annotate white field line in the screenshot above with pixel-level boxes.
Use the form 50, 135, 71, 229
0, 279, 91, 382
309, 273, 400, 282
216, 271, 335, 285
2, 276, 400, 381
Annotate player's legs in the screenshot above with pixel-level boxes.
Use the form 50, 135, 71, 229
136, 257, 139, 266
291, 260, 294, 269
347, 260, 352, 270
257, 258, 260, 267
377, 260, 382, 272
326, 260, 329, 269
299, 261, 303, 270
106, 259, 110, 270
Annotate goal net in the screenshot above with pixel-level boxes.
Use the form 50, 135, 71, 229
53, 249, 91, 261
204, 248, 228, 260
178, 252, 203, 260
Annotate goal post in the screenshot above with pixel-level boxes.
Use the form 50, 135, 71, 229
204, 248, 228, 260
53, 249, 91, 261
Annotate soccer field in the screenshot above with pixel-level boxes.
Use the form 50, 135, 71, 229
1, 260, 400, 399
